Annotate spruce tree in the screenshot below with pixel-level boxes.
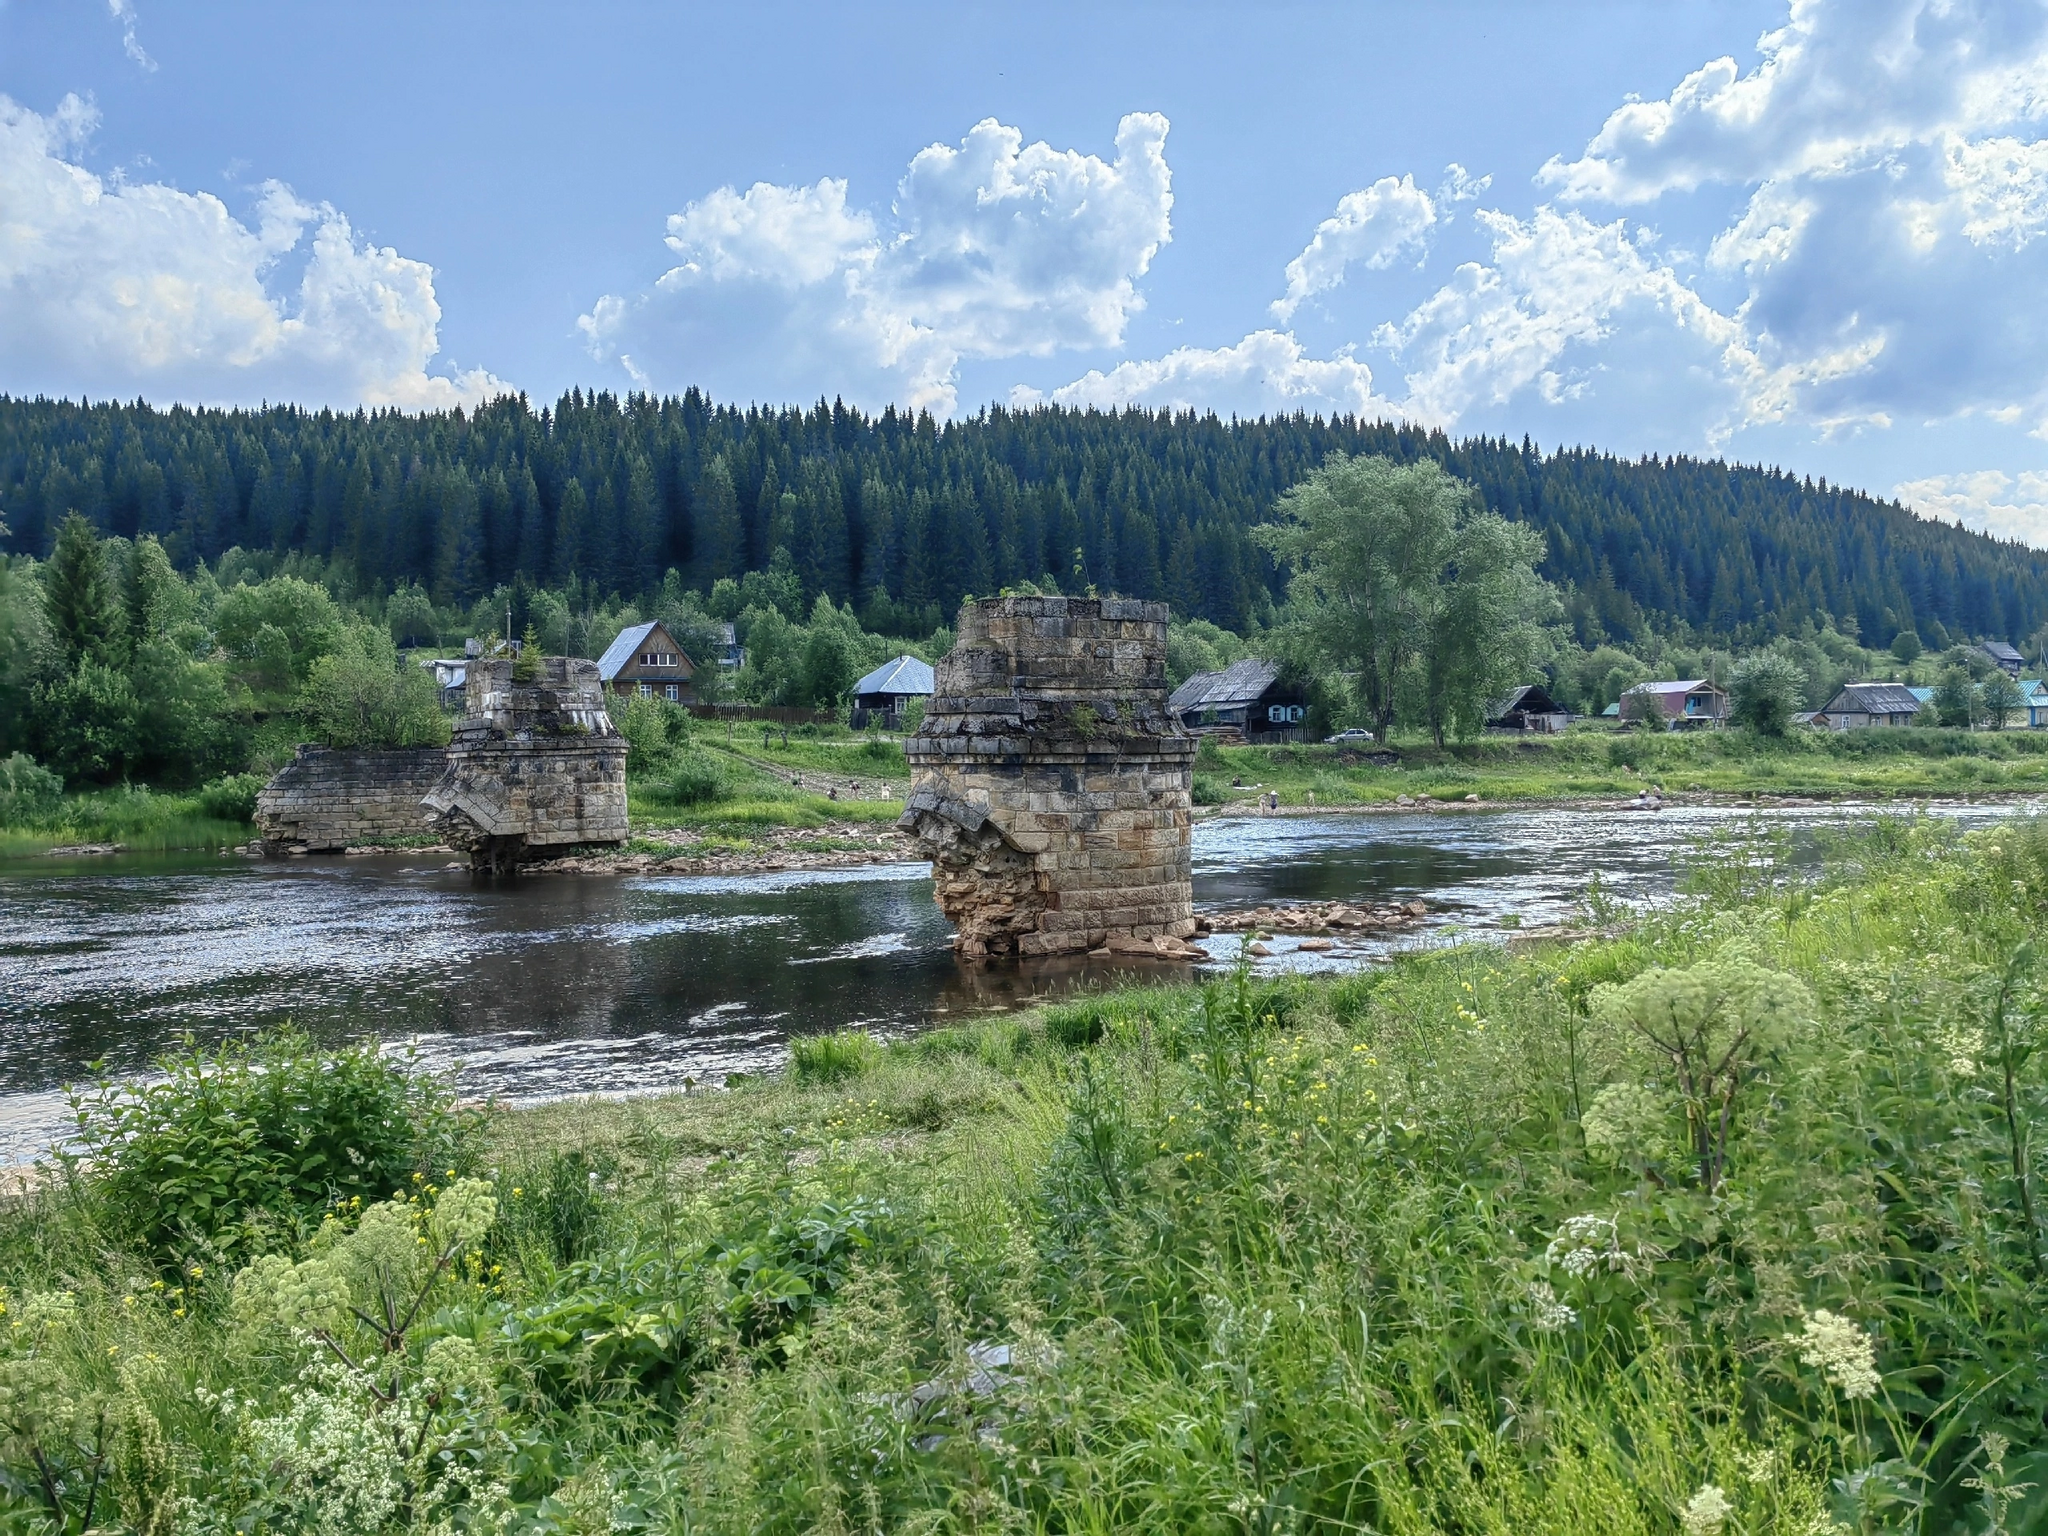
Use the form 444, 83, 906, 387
44, 513, 120, 666
513, 624, 540, 683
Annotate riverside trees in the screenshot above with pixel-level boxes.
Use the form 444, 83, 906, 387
1255, 453, 1555, 743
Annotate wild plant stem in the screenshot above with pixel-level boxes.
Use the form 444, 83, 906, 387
1993, 956, 2043, 1282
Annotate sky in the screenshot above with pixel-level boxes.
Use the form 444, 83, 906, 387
7, 0, 2048, 545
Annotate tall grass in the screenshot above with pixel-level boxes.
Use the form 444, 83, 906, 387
0, 782, 254, 857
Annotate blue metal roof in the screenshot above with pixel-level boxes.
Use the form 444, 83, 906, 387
851, 654, 934, 697
596, 621, 660, 682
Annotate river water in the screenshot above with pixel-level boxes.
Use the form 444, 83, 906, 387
0, 800, 2031, 1159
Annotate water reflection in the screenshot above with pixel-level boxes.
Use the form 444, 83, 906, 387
0, 799, 2032, 1158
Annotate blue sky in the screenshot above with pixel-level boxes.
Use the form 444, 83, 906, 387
7, 0, 2048, 544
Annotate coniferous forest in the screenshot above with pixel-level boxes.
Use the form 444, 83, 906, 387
5, 390, 2047, 650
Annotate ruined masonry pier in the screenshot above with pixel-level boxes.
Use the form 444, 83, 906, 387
898, 596, 1199, 959
420, 657, 628, 875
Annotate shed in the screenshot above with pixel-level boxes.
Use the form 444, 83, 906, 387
1167, 659, 1307, 739
419, 658, 469, 708
597, 620, 700, 702
1978, 641, 2024, 677
1815, 681, 1924, 730
851, 655, 935, 714
1486, 683, 1569, 733
1619, 679, 1728, 728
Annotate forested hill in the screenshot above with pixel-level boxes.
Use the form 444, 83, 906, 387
3, 391, 2044, 648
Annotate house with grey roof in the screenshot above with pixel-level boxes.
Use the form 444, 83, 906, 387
597, 620, 700, 703
1814, 681, 1926, 730
1486, 683, 1569, 733
1978, 641, 2024, 677
1167, 659, 1306, 740
1618, 679, 1728, 728
851, 655, 934, 716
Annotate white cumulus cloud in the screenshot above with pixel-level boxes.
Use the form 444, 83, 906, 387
1270, 173, 1436, 320
580, 113, 1174, 414
1019, 328, 1387, 418
1522, 0, 2048, 437
1896, 468, 2048, 546
0, 94, 506, 409
1375, 207, 1745, 426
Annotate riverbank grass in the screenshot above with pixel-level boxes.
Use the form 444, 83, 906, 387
0, 780, 255, 857
1197, 724, 2048, 808
3, 810, 2046, 1529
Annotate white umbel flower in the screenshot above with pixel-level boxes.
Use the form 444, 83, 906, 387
1681, 1483, 1733, 1535
1525, 1280, 1576, 1331
1792, 1308, 1880, 1400
1544, 1214, 1629, 1278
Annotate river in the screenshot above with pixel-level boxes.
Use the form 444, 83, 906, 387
0, 799, 2031, 1159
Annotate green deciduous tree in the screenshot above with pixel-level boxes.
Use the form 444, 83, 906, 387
213, 577, 346, 694
1255, 454, 1553, 743
387, 583, 439, 649
1934, 666, 1981, 729
1980, 669, 2025, 730
1414, 511, 1556, 744
297, 626, 451, 750
1728, 650, 1807, 736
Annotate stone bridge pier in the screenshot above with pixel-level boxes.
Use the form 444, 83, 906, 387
421, 657, 628, 874
898, 596, 1199, 960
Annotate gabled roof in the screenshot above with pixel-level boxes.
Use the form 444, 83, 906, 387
1821, 682, 1924, 715
2019, 678, 2047, 701
1624, 679, 1721, 696
1908, 686, 1935, 704
1980, 641, 2024, 663
852, 654, 934, 697
1168, 658, 1281, 714
596, 621, 662, 681
1488, 683, 1565, 719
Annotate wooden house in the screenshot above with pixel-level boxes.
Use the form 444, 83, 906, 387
1486, 683, 1569, 733
850, 655, 934, 724
1814, 681, 1924, 729
1619, 679, 1728, 728
1978, 641, 2024, 678
1167, 659, 1307, 741
597, 621, 699, 702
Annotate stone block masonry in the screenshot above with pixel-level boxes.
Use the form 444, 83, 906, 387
898, 596, 1198, 959
255, 746, 449, 852
422, 657, 629, 875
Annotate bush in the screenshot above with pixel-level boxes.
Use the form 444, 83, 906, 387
196, 771, 264, 824
616, 692, 693, 774
0, 752, 62, 826
1729, 650, 1806, 736
1191, 772, 1228, 806
667, 752, 733, 806
787, 1030, 883, 1085
297, 624, 451, 749
68, 1030, 474, 1261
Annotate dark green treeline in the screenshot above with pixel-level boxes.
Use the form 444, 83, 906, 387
4, 390, 2044, 646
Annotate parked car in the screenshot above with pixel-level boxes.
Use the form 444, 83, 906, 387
1324, 728, 1374, 744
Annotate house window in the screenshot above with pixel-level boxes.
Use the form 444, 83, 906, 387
665, 684, 680, 702
637, 682, 652, 698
